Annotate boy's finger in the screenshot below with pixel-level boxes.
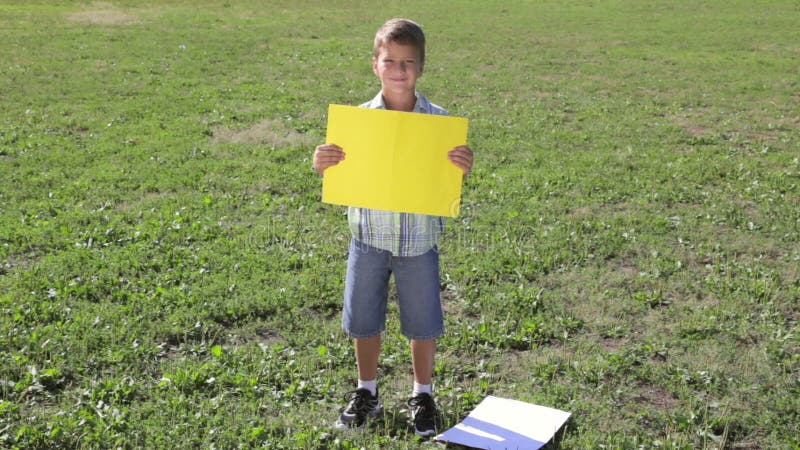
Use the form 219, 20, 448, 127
448, 149, 472, 159
448, 153, 471, 164
317, 149, 345, 158
317, 156, 344, 164
315, 144, 343, 154
448, 153, 473, 173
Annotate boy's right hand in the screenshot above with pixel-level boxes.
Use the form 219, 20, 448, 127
313, 144, 345, 175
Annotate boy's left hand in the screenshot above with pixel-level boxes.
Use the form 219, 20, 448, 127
448, 145, 474, 175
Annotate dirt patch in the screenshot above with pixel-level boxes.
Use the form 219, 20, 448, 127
115, 191, 174, 214
632, 383, 679, 410
66, 3, 139, 26
567, 201, 637, 221
223, 327, 285, 352
777, 115, 800, 129
598, 336, 626, 353
673, 116, 712, 137
618, 262, 640, 278
210, 119, 315, 148
249, 328, 284, 347
566, 205, 592, 220
3, 252, 40, 273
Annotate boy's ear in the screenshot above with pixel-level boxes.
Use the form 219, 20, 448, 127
372, 56, 379, 76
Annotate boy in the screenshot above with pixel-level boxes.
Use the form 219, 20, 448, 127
313, 18, 473, 437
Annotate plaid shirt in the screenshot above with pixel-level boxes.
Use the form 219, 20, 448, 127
347, 91, 448, 257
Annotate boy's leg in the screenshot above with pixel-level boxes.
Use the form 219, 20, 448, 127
410, 338, 437, 436
335, 335, 384, 430
393, 247, 443, 437
337, 239, 390, 429
355, 335, 382, 381
410, 339, 435, 385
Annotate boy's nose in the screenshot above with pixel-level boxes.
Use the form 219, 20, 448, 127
399, 61, 407, 72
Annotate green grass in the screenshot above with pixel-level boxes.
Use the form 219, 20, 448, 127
1, 0, 798, 448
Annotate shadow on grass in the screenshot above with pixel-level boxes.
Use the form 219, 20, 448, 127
374, 406, 412, 437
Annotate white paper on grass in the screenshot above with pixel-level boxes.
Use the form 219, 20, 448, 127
434, 396, 571, 450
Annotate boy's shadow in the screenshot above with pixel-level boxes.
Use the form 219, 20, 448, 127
374, 404, 413, 438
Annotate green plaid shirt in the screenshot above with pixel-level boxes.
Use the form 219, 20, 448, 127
347, 92, 448, 257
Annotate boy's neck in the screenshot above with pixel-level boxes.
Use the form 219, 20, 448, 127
381, 91, 417, 112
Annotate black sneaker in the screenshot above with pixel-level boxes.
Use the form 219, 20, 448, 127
335, 388, 384, 429
408, 392, 438, 437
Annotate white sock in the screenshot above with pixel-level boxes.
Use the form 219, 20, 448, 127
413, 382, 432, 397
357, 379, 377, 396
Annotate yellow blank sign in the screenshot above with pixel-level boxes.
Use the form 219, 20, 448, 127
322, 104, 468, 217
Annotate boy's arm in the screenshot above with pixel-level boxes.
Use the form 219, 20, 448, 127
448, 145, 473, 175
313, 143, 345, 175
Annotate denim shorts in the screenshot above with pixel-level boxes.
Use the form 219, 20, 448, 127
342, 239, 444, 340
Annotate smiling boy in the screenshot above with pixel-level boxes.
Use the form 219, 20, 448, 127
313, 18, 473, 437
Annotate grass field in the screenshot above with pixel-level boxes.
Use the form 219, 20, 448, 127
1, 1, 798, 448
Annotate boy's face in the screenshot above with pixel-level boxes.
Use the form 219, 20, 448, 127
372, 41, 423, 98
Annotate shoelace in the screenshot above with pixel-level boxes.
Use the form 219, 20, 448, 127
408, 394, 436, 419
343, 389, 374, 414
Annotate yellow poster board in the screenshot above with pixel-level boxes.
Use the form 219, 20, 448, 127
322, 104, 468, 217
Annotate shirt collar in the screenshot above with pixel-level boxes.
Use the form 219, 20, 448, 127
368, 91, 430, 113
